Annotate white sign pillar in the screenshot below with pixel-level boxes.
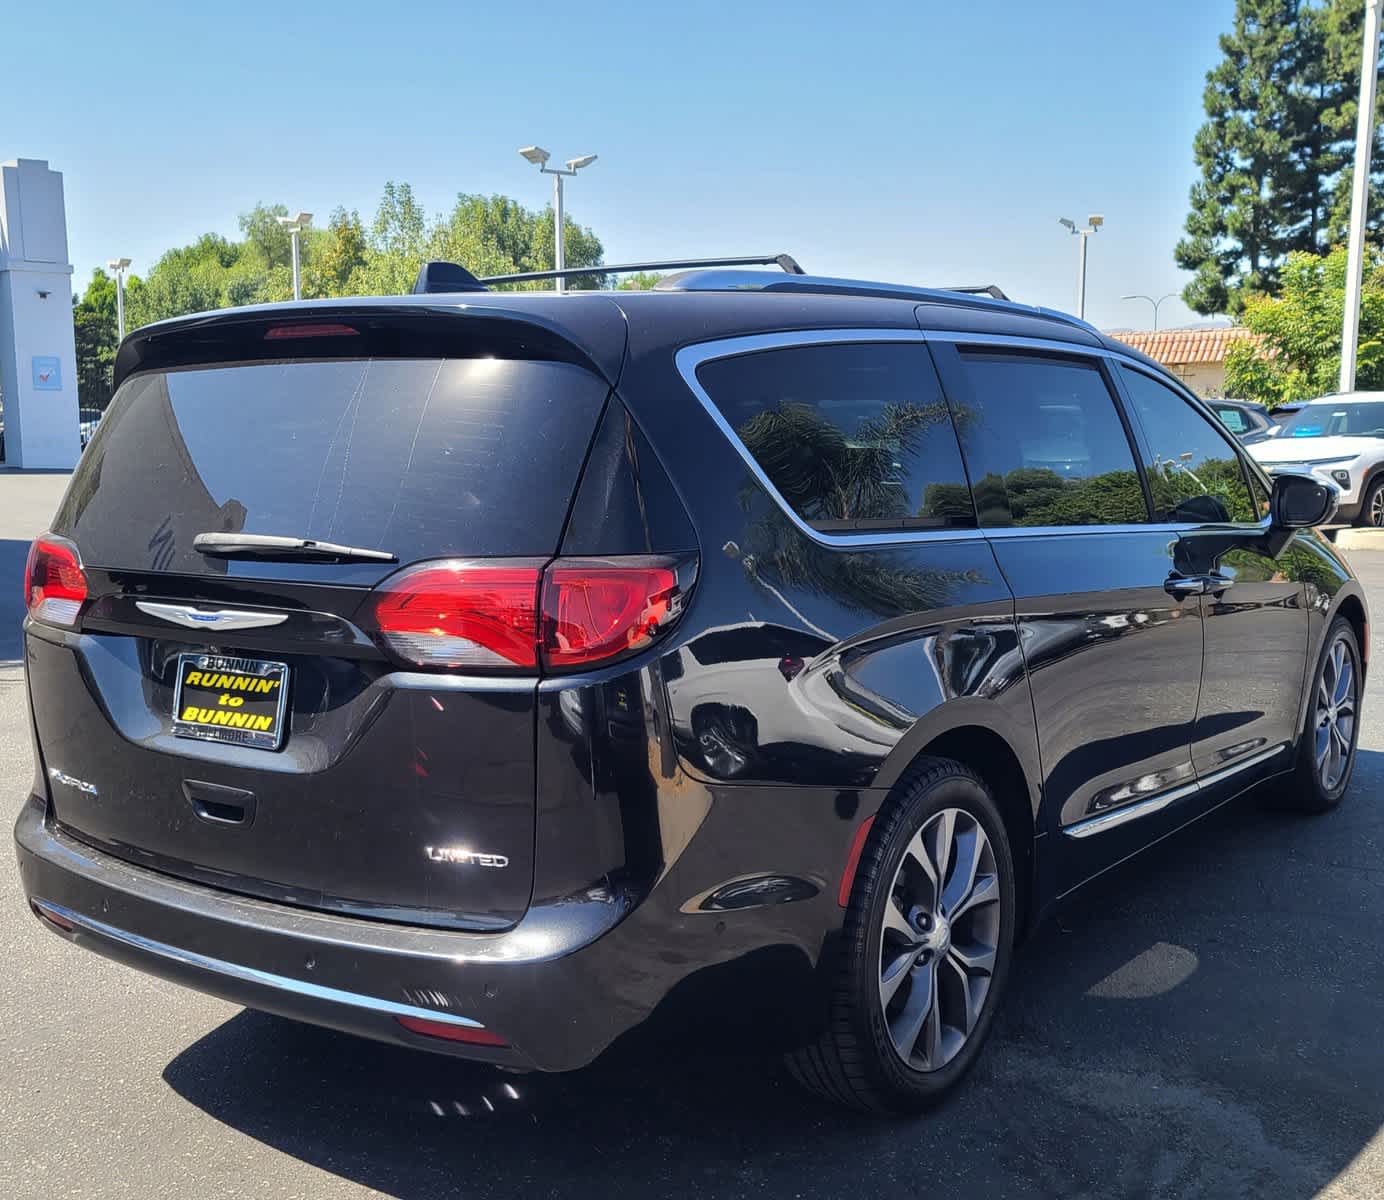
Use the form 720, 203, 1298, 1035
0, 158, 81, 468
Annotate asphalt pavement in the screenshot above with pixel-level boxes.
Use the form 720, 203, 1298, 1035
4, 476, 1384, 1199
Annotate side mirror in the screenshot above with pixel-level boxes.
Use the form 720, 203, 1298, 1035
1271, 472, 1337, 529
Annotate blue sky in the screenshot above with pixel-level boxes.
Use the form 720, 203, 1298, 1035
10, 0, 1234, 331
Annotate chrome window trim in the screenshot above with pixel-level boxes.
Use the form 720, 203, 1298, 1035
32, 898, 489, 1029
1063, 742, 1288, 839
675, 328, 1275, 548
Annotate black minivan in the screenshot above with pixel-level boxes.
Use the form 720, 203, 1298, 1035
14, 261, 1365, 1112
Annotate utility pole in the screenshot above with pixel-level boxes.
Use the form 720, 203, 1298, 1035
1340, 0, 1383, 392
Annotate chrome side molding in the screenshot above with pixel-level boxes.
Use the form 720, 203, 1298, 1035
1064, 743, 1289, 839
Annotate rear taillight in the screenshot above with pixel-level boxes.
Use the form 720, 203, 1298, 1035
24, 534, 88, 628
364, 556, 690, 672
367, 560, 544, 670
541, 560, 680, 668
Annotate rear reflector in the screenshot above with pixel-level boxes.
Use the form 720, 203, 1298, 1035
395, 1015, 509, 1046
838, 814, 877, 908
365, 556, 689, 672
31, 902, 75, 932
24, 534, 88, 628
263, 323, 360, 340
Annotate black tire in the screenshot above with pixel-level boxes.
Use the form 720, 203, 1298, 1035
785, 757, 1017, 1113
1355, 476, 1384, 527
1271, 616, 1363, 812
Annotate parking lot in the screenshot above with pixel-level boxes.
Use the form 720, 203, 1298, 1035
3, 472, 1383, 1200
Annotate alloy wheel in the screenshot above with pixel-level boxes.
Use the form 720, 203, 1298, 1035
1372, 485, 1384, 527
1315, 634, 1358, 792
878, 808, 1002, 1072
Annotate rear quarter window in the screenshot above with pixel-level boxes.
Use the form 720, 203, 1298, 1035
693, 341, 976, 532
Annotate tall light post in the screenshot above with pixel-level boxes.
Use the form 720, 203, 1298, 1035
1058, 214, 1104, 320
1121, 292, 1178, 331
276, 211, 312, 301
1340, 0, 1383, 392
106, 257, 131, 340
518, 146, 598, 292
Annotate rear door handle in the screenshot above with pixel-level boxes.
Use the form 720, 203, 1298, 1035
1165, 573, 1234, 598
1165, 574, 1210, 597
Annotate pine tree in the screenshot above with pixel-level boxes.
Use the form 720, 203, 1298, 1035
1176, 0, 1383, 316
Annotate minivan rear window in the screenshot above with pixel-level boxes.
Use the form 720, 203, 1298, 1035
55, 357, 609, 576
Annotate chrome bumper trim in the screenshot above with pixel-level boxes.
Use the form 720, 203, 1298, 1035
32, 898, 485, 1029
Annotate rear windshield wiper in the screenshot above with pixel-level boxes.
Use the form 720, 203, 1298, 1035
193, 532, 398, 564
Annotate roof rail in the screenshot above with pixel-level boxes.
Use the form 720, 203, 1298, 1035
479, 254, 804, 286
658, 270, 1098, 334
946, 284, 1010, 301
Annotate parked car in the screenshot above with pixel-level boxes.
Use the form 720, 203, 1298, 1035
1207, 397, 1274, 444
15, 259, 1365, 1114
1250, 391, 1384, 525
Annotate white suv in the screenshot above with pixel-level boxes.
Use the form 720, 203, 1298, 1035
1250, 391, 1384, 526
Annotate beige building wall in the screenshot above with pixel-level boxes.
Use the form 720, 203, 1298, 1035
1166, 362, 1226, 398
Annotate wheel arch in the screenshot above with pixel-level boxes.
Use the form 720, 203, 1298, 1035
875, 708, 1040, 935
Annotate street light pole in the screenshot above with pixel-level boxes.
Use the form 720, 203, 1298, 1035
107, 257, 131, 340
1059, 215, 1104, 320
519, 147, 598, 293
1121, 292, 1178, 331
1340, 0, 1383, 393
276, 212, 313, 301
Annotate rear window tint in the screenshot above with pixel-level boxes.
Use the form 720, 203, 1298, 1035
56, 358, 608, 575
695, 342, 975, 532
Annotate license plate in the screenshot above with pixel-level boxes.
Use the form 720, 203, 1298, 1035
172, 653, 289, 750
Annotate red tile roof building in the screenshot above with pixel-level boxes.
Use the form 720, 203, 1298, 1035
1107, 327, 1273, 397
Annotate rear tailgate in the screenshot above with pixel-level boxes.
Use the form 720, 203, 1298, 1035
27, 305, 620, 930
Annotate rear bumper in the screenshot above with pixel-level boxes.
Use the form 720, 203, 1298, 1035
14, 794, 633, 1070
16, 788, 849, 1069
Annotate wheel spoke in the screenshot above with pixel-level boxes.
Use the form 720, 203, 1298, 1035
882, 896, 915, 943
888, 961, 935, 1060
942, 952, 980, 1035
922, 963, 944, 1066
926, 809, 956, 897
904, 829, 940, 904
1334, 656, 1354, 707
1316, 724, 1332, 769
949, 872, 1000, 922
880, 951, 919, 1008
942, 825, 983, 917
948, 940, 997, 978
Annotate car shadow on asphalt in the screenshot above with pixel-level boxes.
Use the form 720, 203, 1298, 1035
0, 539, 31, 664
162, 764, 1384, 1199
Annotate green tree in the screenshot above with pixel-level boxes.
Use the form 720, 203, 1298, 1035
1177, 0, 1384, 315
303, 208, 367, 298
72, 269, 120, 410
1223, 244, 1384, 402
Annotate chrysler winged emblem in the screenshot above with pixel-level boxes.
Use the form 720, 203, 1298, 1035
135, 601, 289, 632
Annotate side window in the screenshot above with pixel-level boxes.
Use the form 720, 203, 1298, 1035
695, 342, 975, 531
1214, 405, 1248, 434
947, 351, 1147, 528
1118, 366, 1259, 524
